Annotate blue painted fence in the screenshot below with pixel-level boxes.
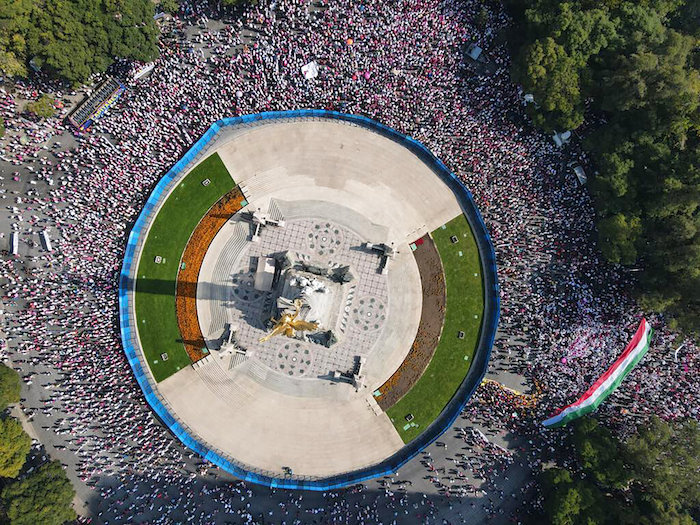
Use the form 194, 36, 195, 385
119, 110, 500, 490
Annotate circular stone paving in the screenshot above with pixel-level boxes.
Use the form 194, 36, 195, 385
351, 296, 387, 332
275, 342, 313, 377
306, 220, 345, 257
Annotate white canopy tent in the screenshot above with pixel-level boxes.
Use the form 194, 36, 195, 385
301, 61, 319, 80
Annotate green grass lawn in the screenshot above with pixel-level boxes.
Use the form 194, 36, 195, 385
134, 153, 235, 382
387, 214, 484, 442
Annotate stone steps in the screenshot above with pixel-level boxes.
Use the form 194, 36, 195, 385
247, 359, 304, 396
195, 358, 253, 404
207, 222, 249, 335
247, 359, 269, 382
229, 352, 248, 370
267, 198, 284, 222
245, 358, 353, 400
239, 174, 281, 203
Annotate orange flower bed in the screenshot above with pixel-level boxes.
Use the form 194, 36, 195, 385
175, 187, 246, 363
376, 235, 446, 410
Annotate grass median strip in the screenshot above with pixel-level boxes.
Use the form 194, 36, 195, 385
134, 153, 235, 382
387, 214, 484, 443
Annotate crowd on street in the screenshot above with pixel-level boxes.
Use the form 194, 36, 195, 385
0, 0, 696, 523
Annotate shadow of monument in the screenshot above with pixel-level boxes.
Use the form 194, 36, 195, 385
124, 276, 233, 300
122, 268, 272, 346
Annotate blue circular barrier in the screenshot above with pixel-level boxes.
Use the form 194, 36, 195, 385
119, 111, 499, 490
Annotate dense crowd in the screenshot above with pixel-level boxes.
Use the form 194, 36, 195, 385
0, 0, 697, 522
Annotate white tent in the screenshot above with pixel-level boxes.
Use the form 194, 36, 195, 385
132, 63, 155, 81
568, 162, 588, 185
467, 44, 483, 61
301, 61, 319, 80
552, 130, 572, 147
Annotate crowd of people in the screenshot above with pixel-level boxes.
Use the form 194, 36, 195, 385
0, 0, 697, 522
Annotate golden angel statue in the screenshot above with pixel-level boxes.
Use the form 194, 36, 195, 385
259, 299, 318, 343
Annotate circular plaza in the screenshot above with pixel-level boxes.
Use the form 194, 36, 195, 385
120, 112, 499, 488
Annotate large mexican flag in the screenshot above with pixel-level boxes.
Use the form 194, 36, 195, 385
543, 319, 653, 428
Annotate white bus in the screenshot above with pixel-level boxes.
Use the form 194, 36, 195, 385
10, 232, 18, 255
40, 231, 52, 252
132, 62, 155, 81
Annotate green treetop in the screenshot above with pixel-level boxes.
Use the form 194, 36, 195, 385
0, 460, 76, 525
0, 364, 20, 411
0, 0, 159, 84
538, 416, 700, 525
25, 94, 56, 119
513, 37, 584, 131
0, 418, 30, 479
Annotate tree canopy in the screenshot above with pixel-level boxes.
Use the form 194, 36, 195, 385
25, 94, 56, 119
0, 418, 30, 479
0, 0, 159, 84
538, 416, 700, 525
513, 37, 584, 131
507, 0, 700, 335
159, 0, 180, 14
572, 417, 630, 488
540, 467, 610, 525
0, 461, 76, 525
0, 365, 21, 411
625, 417, 700, 522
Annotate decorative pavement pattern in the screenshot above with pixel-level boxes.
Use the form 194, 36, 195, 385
221, 217, 390, 378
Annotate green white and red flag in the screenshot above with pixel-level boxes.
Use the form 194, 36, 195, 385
543, 318, 653, 428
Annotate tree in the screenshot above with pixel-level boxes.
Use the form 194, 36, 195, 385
0, 116, 5, 138
25, 94, 56, 119
597, 213, 642, 264
625, 417, 700, 523
573, 417, 630, 488
540, 467, 610, 525
670, 0, 700, 37
539, 417, 700, 524
590, 145, 635, 203
0, 49, 27, 78
0, 0, 33, 78
595, 28, 700, 147
513, 37, 584, 131
549, 3, 617, 66
0, 418, 30, 479
541, 468, 582, 524
0, 0, 159, 84
0, 461, 76, 525
505, 0, 700, 333
160, 0, 179, 14
0, 364, 21, 411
